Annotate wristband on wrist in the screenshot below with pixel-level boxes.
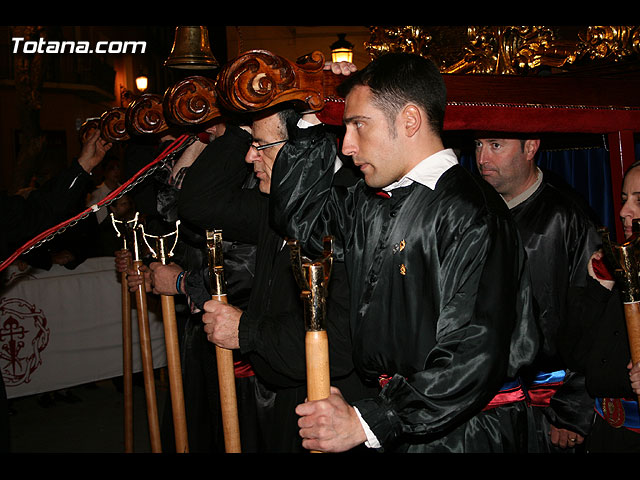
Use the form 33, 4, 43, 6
176, 270, 185, 295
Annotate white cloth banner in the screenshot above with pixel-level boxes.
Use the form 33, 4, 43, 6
1, 257, 167, 399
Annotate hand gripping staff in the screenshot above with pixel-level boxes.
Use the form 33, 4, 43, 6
288, 236, 334, 453
129, 220, 163, 452
206, 229, 242, 453
601, 219, 640, 408
141, 221, 189, 453
110, 212, 139, 453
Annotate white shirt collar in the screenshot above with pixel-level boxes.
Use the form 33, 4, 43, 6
383, 148, 458, 193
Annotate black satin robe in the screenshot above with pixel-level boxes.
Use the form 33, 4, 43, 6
510, 174, 601, 451
144, 131, 260, 452
270, 124, 539, 452
178, 125, 376, 453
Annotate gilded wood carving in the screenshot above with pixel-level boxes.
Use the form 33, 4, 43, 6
365, 26, 640, 75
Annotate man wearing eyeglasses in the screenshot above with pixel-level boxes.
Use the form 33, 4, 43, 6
175, 62, 375, 453
245, 110, 292, 195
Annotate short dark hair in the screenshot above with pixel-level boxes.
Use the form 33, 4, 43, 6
275, 106, 301, 138
251, 103, 301, 140
337, 52, 447, 136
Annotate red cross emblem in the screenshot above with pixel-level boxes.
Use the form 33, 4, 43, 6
0, 297, 50, 386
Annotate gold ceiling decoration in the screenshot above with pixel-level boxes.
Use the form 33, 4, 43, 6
576, 25, 640, 61
365, 26, 640, 75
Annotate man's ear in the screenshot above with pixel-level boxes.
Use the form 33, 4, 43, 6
401, 104, 422, 138
525, 139, 540, 160
205, 125, 218, 137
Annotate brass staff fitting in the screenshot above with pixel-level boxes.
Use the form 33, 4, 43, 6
288, 236, 334, 332
601, 219, 640, 303
206, 229, 227, 297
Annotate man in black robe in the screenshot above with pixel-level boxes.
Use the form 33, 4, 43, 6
177, 105, 377, 453
475, 133, 601, 452
121, 122, 262, 452
269, 52, 539, 452
1, 129, 110, 452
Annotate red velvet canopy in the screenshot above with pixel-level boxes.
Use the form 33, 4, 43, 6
443, 73, 640, 242
444, 103, 640, 135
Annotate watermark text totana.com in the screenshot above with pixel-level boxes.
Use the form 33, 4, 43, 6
11, 37, 147, 54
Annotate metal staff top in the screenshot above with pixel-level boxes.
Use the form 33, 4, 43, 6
206, 229, 227, 297
110, 212, 140, 251
116, 213, 146, 263
288, 236, 334, 332
601, 219, 640, 303
140, 221, 181, 265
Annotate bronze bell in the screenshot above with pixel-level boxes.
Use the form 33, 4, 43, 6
164, 26, 219, 69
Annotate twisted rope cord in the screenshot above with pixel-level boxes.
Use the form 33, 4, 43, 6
0, 134, 193, 272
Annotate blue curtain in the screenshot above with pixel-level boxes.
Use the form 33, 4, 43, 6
538, 148, 614, 233
459, 144, 640, 236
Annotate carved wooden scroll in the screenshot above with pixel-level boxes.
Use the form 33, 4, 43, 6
95, 49, 346, 142
79, 117, 101, 143
163, 75, 221, 127
215, 50, 344, 114
126, 93, 168, 136
98, 76, 221, 141
100, 107, 131, 143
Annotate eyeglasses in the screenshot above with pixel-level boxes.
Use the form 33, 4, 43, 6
251, 139, 287, 151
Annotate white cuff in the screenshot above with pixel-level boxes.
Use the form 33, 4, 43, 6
353, 406, 381, 449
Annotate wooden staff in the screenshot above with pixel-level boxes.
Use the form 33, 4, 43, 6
110, 213, 139, 453
141, 221, 189, 453
120, 253, 134, 452
206, 229, 241, 453
601, 220, 640, 406
129, 221, 162, 452
289, 236, 334, 452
